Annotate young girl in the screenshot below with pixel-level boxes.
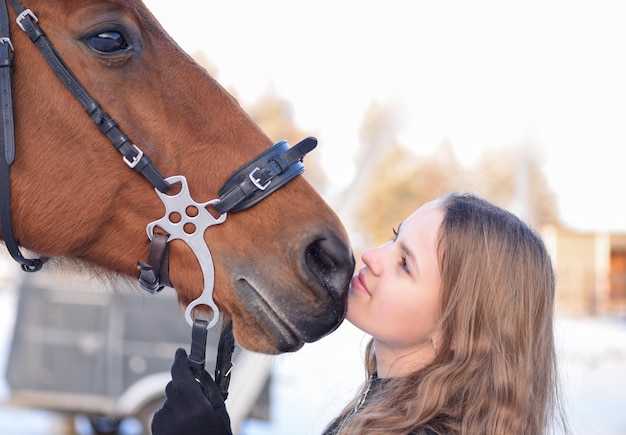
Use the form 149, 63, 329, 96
152, 192, 568, 434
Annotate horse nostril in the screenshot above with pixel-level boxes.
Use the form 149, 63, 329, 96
304, 236, 354, 293
306, 240, 336, 288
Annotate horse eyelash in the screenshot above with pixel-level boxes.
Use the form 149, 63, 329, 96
392, 227, 398, 241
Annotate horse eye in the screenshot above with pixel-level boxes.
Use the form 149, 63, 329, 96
87, 31, 128, 53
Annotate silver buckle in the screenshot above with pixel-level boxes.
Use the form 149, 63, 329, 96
123, 144, 143, 169
249, 167, 270, 190
0, 38, 14, 52
16, 9, 38, 32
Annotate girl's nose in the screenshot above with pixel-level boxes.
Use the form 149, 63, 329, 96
361, 243, 389, 276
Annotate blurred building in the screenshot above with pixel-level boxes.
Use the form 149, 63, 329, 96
543, 226, 626, 315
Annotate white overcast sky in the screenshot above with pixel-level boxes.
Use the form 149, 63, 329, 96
144, 0, 626, 233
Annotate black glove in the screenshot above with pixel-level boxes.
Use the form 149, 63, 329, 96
152, 348, 232, 435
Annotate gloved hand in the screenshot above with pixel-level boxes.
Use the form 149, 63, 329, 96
152, 348, 232, 435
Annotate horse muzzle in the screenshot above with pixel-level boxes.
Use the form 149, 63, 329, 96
231, 231, 354, 354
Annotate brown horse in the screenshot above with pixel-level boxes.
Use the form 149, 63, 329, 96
2, 0, 354, 354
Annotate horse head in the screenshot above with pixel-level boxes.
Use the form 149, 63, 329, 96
5, 0, 354, 354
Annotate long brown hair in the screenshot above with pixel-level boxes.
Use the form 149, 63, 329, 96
328, 193, 568, 434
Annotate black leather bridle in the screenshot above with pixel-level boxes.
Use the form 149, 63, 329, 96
0, 0, 317, 399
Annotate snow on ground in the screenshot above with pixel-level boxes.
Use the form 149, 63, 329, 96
555, 315, 626, 435
0, 257, 624, 435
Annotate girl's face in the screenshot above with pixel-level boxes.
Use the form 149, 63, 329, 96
347, 200, 444, 371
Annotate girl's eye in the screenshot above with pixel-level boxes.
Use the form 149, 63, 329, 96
392, 227, 409, 273
400, 257, 410, 274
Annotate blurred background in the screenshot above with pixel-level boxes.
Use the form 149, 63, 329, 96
1, 0, 625, 433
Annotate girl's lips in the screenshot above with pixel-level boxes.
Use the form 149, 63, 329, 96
350, 271, 370, 295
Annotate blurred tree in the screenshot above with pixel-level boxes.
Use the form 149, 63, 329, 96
470, 145, 559, 228
356, 140, 468, 246
355, 142, 560, 248
333, 101, 400, 227
347, 105, 559, 248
